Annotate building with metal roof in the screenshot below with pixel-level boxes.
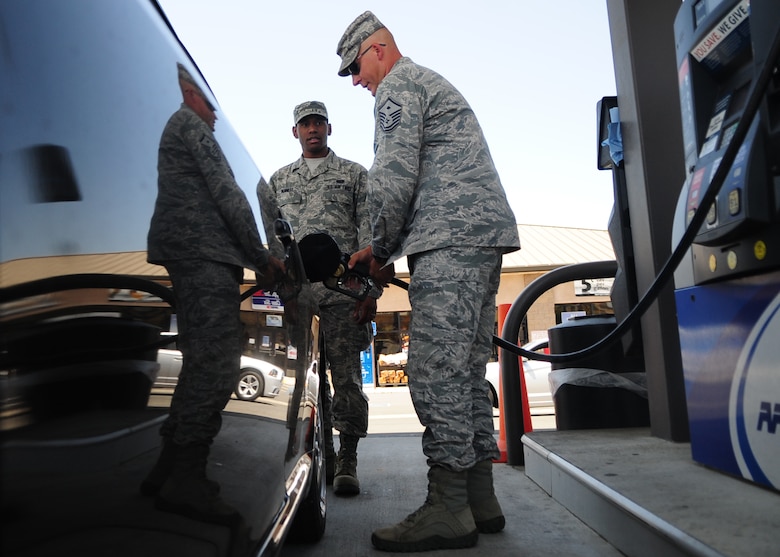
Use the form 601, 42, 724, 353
378, 224, 616, 345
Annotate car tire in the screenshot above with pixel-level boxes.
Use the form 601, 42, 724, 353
487, 383, 499, 409
287, 391, 327, 543
235, 369, 264, 401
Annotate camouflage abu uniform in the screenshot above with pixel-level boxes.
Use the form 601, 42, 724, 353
369, 57, 521, 471
148, 102, 270, 448
262, 141, 371, 440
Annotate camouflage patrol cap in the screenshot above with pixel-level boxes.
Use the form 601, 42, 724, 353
177, 62, 215, 112
336, 11, 386, 77
293, 101, 328, 124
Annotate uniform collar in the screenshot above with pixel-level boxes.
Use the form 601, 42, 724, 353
293, 148, 336, 175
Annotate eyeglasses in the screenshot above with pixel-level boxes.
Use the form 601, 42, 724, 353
347, 43, 385, 76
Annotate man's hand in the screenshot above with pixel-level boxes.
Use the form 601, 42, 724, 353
348, 246, 373, 268
256, 255, 303, 324
255, 256, 286, 291
349, 246, 395, 288
353, 296, 377, 324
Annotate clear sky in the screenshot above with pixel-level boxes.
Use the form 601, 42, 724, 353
157, 0, 618, 231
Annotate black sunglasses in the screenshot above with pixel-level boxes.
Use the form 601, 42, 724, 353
347, 43, 386, 76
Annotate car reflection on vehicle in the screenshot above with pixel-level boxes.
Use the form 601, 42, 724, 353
156, 348, 284, 401
486, 338, 552, 409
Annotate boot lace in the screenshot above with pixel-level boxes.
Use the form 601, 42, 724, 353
401, 495, 436, 525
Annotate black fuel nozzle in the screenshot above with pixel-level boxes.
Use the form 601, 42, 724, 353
323, 253, 382, 301
298, 233, 383, 301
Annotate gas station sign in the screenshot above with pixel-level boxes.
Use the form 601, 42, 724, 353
574, 278, 614, 297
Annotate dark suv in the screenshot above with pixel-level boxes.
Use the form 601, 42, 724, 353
0, 2, 326, 555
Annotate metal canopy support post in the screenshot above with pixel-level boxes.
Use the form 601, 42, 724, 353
605, 0, 689, 441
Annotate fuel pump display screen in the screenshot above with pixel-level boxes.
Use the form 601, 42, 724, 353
719, 82, 748, 150
726, 81, 749, 118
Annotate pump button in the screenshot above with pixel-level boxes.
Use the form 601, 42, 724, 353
728, 188, 741, 216
706, 202, 717, 225
754, 240, 767, 261
727, 250, 738, 270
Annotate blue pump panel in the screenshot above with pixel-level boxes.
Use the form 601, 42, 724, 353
675, 269, 780, 490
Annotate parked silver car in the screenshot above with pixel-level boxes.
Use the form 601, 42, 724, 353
156, 345, 284, 401
486, 339, 553, 409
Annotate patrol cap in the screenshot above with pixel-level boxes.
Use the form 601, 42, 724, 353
294, 101, 328, 124
177, 62, 216, 112
336, 11, 386, 77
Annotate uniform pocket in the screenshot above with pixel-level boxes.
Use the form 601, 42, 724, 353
278, 191, 302, 208
322, 188, 352, 205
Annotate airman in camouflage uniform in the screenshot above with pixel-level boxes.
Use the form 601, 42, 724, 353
337, 12, 521, 552
258, 101, 373, 496
143, 63, 285, 525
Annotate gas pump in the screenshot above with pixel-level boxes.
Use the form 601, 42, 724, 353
672, 0, 780, 490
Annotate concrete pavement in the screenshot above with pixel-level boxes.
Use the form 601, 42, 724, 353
281, 433, 622, 557
282, 386, 618, 557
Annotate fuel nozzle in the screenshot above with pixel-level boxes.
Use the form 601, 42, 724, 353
298, 233, 383, 301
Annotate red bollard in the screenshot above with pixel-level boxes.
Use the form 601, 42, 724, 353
494, 304, 533, 463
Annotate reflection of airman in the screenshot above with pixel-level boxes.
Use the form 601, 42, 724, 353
143, 63, 285, 525
258, 100, 373, 496
337, 11, 521, 552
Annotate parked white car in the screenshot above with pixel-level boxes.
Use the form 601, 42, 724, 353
156, 348, 284, 401
486, 338, 552, 409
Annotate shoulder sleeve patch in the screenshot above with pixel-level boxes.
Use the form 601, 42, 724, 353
378, 97, 402, 133
199, 134, 222, 161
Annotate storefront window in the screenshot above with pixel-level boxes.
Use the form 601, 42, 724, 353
240, 310, 290, 374
374, 311, 410, 386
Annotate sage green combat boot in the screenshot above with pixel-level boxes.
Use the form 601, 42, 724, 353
333, 434, 360, 496
467, 459, 505, 533
371, 466, 478, 552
